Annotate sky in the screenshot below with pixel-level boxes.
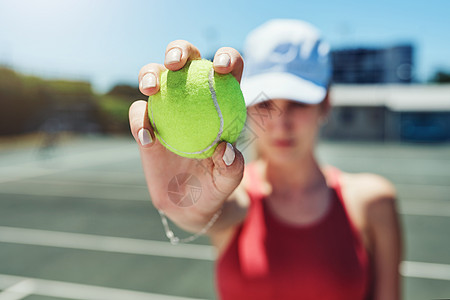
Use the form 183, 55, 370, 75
0, 0, 449, 93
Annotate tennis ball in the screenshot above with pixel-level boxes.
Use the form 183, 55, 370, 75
148, 59, 246, 159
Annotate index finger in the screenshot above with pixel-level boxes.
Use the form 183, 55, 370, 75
213, 47, 244, 83
138, 63, 166, 96
164, 40, 202, 71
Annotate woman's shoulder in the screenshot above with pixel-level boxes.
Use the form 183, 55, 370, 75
340, 170, 397, 204
339, 170, 399, 241
327, 167, 399, 251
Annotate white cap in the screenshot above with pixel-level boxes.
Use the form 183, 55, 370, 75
241, 19, 332, 106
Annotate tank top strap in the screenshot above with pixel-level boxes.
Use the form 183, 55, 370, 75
245, 161, 266, 200
324, 165, 354, 224
324, 165, 344, 201
238, 162, 269, 278
324, 165, 370, 274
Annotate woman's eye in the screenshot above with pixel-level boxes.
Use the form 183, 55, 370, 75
258, 101, 272, 109
291, 102, 308, 109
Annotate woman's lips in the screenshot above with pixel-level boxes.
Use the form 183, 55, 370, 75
273, 139, 294, 147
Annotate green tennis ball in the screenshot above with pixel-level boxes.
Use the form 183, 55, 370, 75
148, 59, 247, 159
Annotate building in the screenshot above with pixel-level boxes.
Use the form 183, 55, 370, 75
331, 45, 414, 84
321, 84, 450, 142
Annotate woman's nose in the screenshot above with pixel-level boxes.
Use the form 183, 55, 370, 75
270, 111, 292, 132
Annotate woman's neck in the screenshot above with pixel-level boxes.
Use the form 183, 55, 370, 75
262, 152, 326, 195
257, 153, 332, 225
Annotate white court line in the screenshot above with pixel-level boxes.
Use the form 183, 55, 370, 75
0, 279, 35, 300
3, 187, 450, 218
0, 226, 215, 261
0, 274, 206, 300
19, 178, 147, 189
0, 145, 137, 184
0, 190, 148, 202
0, 265, 448, 300
395, 182, 450, 190
401, 261, 450, 281
0, 168, 61, 185
1, 226, 450, 282
399, 202, 450, 217
64, 169, 144, 180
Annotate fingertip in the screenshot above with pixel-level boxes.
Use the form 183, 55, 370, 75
213, 47, 244, 82
138, 63, 165, 95
139, 85, 159, 97
164, 40, 202, 71
129, 100, 147, 119
138, 127, 154, 147
213, 141, 243, 169
164, 47, 183, 70
129, 100, 155, 147
213, 53, 231, 69
223, 142, 236, 166
142, 73, 157, 88
139, 72, 159, 96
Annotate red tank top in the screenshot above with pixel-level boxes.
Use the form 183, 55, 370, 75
216, 163, 371, 300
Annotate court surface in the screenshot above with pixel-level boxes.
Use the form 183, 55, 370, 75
0, 135, 449, 300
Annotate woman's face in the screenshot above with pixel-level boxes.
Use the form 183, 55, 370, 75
247, 98, 328, 165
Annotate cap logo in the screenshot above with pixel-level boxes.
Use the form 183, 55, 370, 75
270, 42, 299, 64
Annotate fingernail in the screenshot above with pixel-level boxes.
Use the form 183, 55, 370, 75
141, 73, 156, 89
165, 48, 182, 64
223, 142, 235, 166
138, 128, 152, 146
214, 54, 231, 67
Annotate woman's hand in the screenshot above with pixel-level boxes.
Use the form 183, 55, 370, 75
129, 40, 245, 233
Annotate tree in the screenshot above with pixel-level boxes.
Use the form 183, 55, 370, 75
107, 84, 142, 100
430, 70, 450, 83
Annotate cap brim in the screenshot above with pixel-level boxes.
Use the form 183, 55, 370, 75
241, 72, 327, 107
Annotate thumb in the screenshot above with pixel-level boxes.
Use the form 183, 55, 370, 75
129, 100, 156, 148
211, 142, 245, 195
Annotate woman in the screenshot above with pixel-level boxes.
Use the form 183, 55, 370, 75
129, 19, 402, 300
